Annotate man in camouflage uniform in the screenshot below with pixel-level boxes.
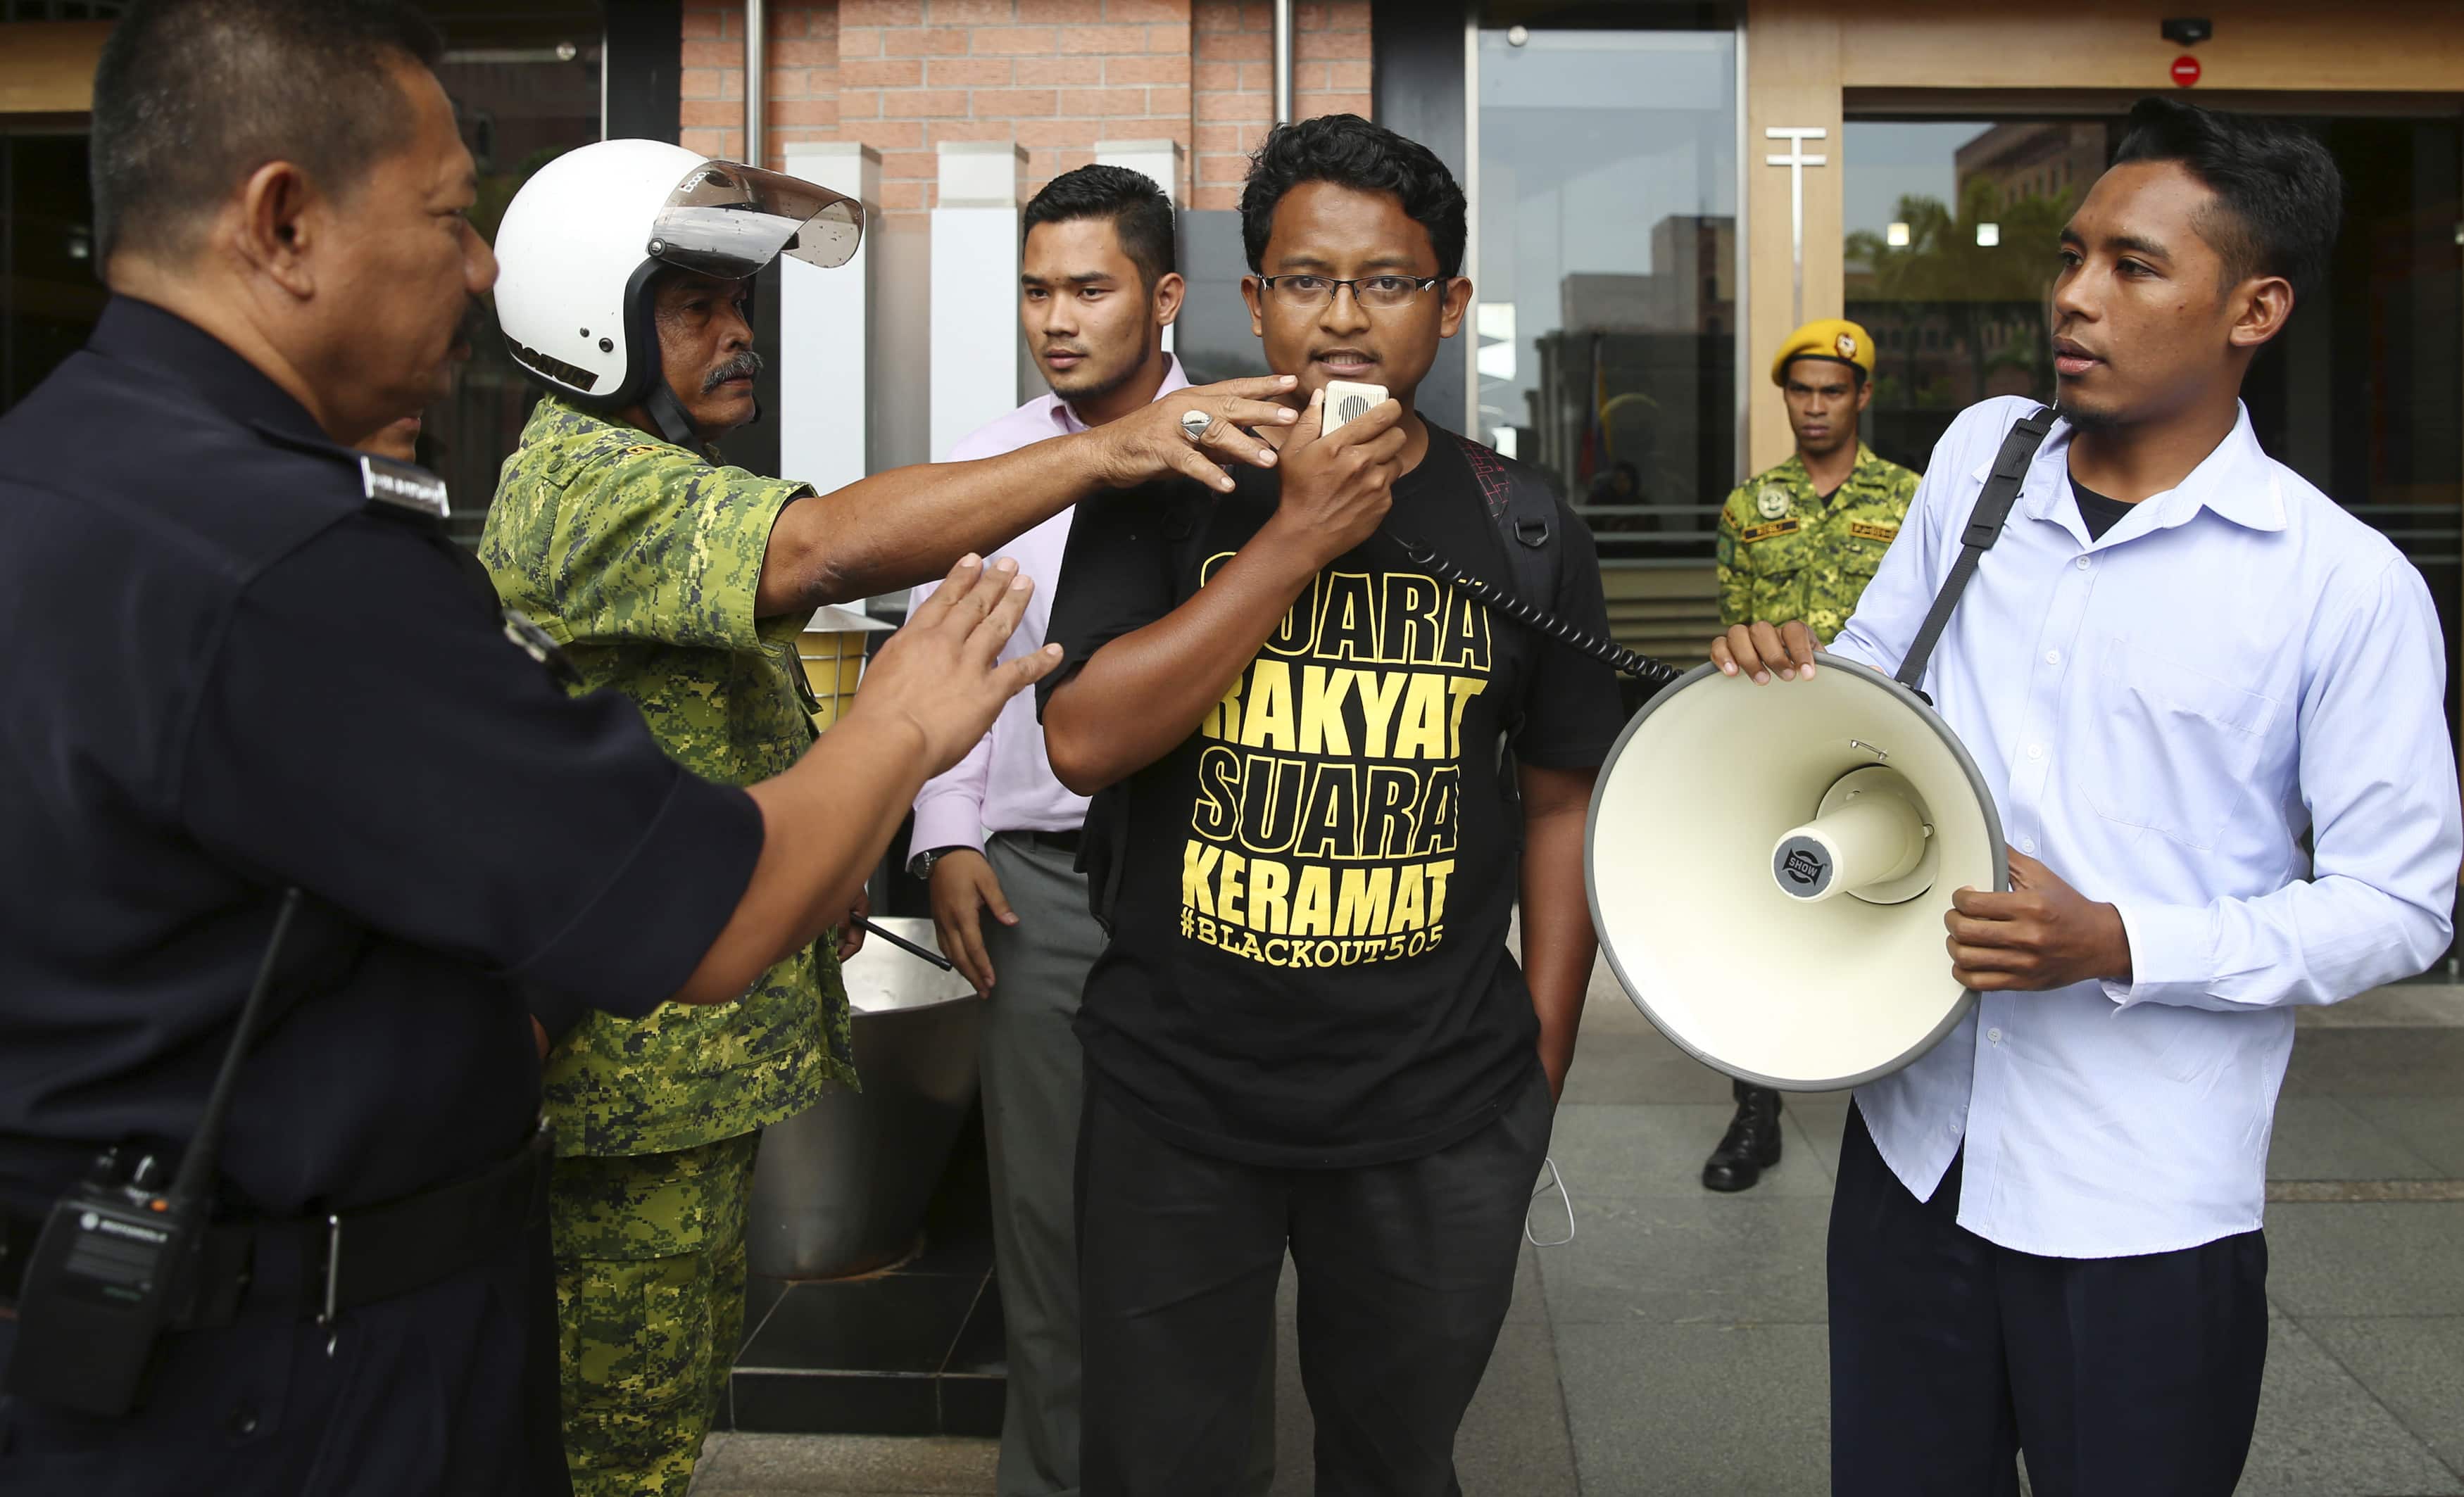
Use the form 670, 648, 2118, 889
1703, 317, 1919, 1194
480, 275, 863, 1495
481, 143, 1302, 1494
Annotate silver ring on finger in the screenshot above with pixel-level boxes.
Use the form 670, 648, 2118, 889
1178, 408, 1213, 445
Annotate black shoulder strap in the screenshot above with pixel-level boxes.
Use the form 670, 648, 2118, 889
1453, 430, 1559, 609
1894, 405, 2056, 698
1447, 431, 1566, 816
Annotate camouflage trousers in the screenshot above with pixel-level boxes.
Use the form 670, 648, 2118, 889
551, 1130, 762, 1497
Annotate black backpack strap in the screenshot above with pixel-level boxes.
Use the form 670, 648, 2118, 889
1452, 430, 1560, 611
1449, 431, 1569, 830
1894, 405, 2056, 698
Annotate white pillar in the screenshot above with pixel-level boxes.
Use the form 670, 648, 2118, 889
931, 141, 1027, 462
778, 142, 879, 502
1095, 138, 1186, 356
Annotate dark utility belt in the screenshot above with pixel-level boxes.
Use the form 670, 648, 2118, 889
0, 1125, 551, 1328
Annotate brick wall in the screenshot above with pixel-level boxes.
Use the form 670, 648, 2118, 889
680, 0, 840, 170
836, 0, 1193, 212
1190, 0, 1370, 209
676, 0, 1373, 209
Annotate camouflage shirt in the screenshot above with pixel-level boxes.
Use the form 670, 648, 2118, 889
481, 395, 857, 1158
1714, 444, 1920, 643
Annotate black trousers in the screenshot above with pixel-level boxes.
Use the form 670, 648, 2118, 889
1829, 1105, 2268, 1497
0, 1221, 566, 1496
1076, 1068, 1551, 1497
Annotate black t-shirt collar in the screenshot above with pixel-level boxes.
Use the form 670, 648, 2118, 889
2068, 469, 2137, 542
87, 294, 329, 445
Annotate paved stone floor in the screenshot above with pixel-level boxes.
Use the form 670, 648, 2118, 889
691, 964, 2464, 1496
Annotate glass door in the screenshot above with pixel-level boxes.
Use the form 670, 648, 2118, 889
1472, 16, 1740, 661
1840, 120, 2094, 470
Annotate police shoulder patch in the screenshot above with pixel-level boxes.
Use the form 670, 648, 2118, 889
1849, 521, 1899, 543
1740, 518, 1801, 543
358, 455, 451, 520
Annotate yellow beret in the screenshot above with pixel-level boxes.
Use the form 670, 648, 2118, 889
1771, 318, 1875, 385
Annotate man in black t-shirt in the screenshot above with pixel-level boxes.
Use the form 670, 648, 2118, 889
1039, 115, 1626, 1496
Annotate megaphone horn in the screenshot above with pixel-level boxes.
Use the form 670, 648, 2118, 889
1770, 764, 1936, 905
1584, 655, 2006, 1092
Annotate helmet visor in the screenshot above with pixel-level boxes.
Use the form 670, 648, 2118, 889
648, 160, 862, 277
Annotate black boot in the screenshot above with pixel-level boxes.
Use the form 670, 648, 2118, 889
1702, 1084, 1783, 1192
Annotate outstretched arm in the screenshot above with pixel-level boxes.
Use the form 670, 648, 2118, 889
675, 557, 1059, 1003
755, 376, 1299, 615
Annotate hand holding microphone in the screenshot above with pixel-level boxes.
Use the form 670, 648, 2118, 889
1263, 384, 1407, 569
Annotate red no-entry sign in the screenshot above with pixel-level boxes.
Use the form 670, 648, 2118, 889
2171, 54, 2202, 87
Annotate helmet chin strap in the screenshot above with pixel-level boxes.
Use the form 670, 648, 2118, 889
643, 380, 700, 449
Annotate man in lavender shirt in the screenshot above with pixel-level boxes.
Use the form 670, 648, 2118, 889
906, 165, 1214, 1497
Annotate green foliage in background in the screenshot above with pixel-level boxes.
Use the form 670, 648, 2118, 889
1845, 178, 2075, 410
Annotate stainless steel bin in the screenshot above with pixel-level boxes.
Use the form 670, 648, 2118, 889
745, 916, 983, 1279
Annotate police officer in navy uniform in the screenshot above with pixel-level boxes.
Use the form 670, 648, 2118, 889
0, 3, 1097, 1490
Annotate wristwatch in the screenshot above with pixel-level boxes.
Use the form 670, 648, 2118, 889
909, 845, 966, 880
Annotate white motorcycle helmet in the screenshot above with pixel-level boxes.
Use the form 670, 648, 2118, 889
492, 138, 861, 443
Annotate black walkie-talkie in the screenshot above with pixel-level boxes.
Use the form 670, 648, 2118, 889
4, 889, 303, 1417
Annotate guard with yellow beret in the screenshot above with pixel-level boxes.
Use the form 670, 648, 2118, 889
1703, 318, 1918, 1192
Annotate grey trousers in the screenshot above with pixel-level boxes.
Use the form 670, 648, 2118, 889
977, 831, 1105, 1497
979, 832, 1273, 1497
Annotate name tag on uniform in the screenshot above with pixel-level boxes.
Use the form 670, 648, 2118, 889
360, 455, 451, 520
1849, 521, 1899, 543
1739, 518, 1801, 544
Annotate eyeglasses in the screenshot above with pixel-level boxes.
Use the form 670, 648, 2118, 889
1257, 274, 1449, 311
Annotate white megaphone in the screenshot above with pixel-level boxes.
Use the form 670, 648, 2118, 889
1585, 655, 2007, 1091
1580, 406, 2054, 1089
1380, 408, 2050, 1091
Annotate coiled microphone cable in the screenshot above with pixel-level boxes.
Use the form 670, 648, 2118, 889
1388, 531, 1687, 694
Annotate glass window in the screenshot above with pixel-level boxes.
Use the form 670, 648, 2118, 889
1843, 121, 2096, 471
1844, 115, 2464, 736
0, 6, 603, 545
1473, 21, 1739, 664
0, 127, 95, 410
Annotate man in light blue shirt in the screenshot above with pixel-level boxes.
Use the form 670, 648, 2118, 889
1716, 97, 2460, 1497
